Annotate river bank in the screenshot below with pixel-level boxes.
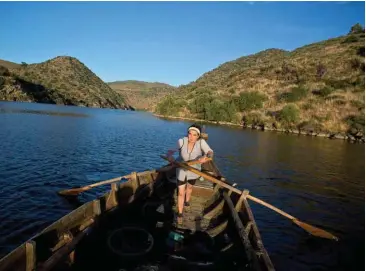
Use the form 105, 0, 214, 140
153, 113, 365, 143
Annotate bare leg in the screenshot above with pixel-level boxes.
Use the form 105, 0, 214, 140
177, 184, 186, 214
185, 183, 193, 204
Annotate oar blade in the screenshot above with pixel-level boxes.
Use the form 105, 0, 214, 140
57, 186, 88, 196
294, 220, 339, 241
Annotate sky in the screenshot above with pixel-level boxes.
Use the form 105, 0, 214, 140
0, 1, 364, 86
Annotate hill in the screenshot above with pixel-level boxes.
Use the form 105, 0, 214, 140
108, 80, 176, 110
155, 24, 365, 141
0, 59, 20, 70
0, 56, 129, 109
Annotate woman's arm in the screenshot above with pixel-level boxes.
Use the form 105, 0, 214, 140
198, 139, 214, 163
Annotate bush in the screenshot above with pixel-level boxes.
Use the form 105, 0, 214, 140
204, 100, 238, 122
350, 100, 364, 109
312, 86, 335, 97
345, 114, 365, 134
278, 104, 300, 126
234, 91, 267, 111
316, 63, 327, 79
350, 58, 363, 71
155, 95, 184, 116
357, 46, 365, 57
297, 120, 323, 133
343, 35, 360, 44
277, 86, 308, 102
0, 77, 5, 88
324, 78, 351, 90
242, 112, 265, 127
349, 23, 365, 35
301, 102, 314, 111
0, 66, 10, 76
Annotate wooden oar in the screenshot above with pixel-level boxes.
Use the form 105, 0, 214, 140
160, 156, 339, 241
58, 174, 131, 196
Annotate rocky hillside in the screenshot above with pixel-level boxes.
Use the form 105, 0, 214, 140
108, 80, 176, 111
0, 56, 129, 109
155, 24, 365, 141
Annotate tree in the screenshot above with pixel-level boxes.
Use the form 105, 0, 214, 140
349, 23, 365, 35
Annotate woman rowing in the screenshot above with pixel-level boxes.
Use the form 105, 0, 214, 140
167, 124, 214, 224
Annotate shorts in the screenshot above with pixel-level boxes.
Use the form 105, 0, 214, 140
177, 177, 198, 186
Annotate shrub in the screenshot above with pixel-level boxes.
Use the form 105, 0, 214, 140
277, 86, 308, 102
349, 23, 365, 35
312, 86, 335, 97
324, 78, 351, 90
301, 103, 314, 111
278, 104, 300, 126
316, 63, 327, 79
0, 66, 10, 76
350, 100, 364, 109
204, 100, 238, 122
350, 58, 363, 71
345, 114, 365, 134
155, 95, 184, 116
0, 77, 5, 88
242, 112, 265, 127
234, 91, 267, 111
357, 46, 365, 57
343, 35, 359, 44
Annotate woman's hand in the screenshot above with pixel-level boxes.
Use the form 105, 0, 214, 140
198, 156, 209, 164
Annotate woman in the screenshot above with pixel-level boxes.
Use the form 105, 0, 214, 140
167, 124, 214, 224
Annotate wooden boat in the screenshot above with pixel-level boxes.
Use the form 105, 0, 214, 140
0, 135, 275, 271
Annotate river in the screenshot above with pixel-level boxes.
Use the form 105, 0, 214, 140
0, 101, 364, 270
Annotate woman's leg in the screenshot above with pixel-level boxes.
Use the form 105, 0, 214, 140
177, 182, 186, 215
185, 178, 197, 204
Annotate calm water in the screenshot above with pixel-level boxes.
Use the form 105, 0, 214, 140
0, 101, 364, 270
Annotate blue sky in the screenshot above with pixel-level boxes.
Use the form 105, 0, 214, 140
0, 1, 364, 86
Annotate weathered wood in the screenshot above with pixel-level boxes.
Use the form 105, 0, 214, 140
38, 227, 92, 271
25, 241, 36, 271
223, 191, 260, 270
235, 189, 249, 211
241, 198, 275, 270
203, 199, 224, 219
106, 183, 118, 210
0, 244, 26, 271
58, 174, 131, 196
207, 220, 228, 237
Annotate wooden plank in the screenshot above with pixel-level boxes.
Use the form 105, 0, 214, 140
235, 189, 249, 212
106, 183, 118, 210
38, 227, 93, 271
203, 199, 224, 219
207, 220, 228, 237
25, 241, 36, 271
241, 197, 275, 271
0, 244, 26, 271
223, 191, 261, 270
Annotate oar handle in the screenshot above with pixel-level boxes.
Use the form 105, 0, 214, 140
246, 194, 295, 220
89, 174, 131, 188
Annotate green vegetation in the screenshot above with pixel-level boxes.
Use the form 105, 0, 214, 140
235, 91, 267, 111
277, 86, 308, 102
0, 56, 127, 108
278, 104, 300, 127
155, 24, 365, 139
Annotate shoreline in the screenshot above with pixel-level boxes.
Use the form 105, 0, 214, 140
153, 113, 365, 143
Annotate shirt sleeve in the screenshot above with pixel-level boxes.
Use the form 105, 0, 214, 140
200, 139, 213, 155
